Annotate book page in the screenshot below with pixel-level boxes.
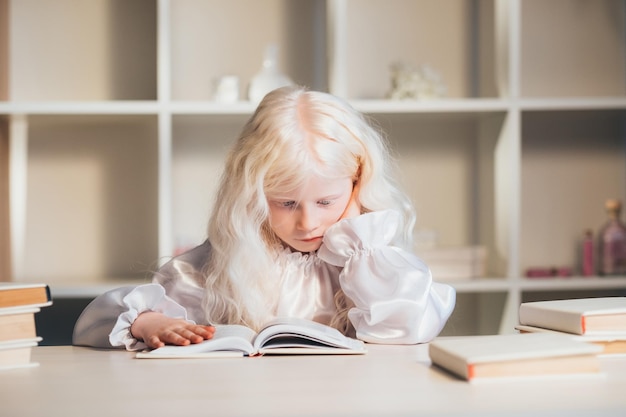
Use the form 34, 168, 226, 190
253, 317, 365, 352
136, 324, 257, 358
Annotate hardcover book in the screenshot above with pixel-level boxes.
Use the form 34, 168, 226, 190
136, 317, 366, 358
0, 283, 52, 309
428, 333, 602, 382
518, 297, 626, 335
0, 307, 39, 342
0, 338, 42, 371
516, 324, 626, 355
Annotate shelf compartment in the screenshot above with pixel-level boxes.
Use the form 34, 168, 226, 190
520, 0, 626, 98
334, 0, 498, 100
16, 115, 159, 283
367, 111, 510, 278
520, 109, 626, 275
8, 0, 157, 101
169, 0, 327, 101
171, 114, 248, 252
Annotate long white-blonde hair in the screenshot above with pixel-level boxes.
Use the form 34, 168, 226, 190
202, 86, 415, 332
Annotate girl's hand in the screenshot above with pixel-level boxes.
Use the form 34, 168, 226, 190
130, 311, 215, 349
340, 180, 361, 220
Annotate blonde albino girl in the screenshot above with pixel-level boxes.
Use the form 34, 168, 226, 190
73, 86, 455, 350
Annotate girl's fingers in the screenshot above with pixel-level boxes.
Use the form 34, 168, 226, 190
144, 323, 216, 349
194, 325, 216, 338
173, 326, 215, 344
146, 335, 165, 349
164, 331, 191, 346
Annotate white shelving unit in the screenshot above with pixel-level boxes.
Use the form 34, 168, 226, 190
1, 0, 625, 336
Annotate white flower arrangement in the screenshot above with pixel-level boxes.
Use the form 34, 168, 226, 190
387, 62, 446, 100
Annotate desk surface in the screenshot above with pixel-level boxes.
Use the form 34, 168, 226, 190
1, 344, 625, 417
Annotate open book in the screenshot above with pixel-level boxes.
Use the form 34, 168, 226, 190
136, 317, 366, 358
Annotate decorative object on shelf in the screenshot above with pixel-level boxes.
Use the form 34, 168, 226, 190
386, 62, 446, 100
598, 199, 626, 276
213, 75, 240, 103
581, 229, 595, 276
248, 44, 294, 104
525, 267, 572, 279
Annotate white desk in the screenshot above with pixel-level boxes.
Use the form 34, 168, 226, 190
1, 344, 625, 417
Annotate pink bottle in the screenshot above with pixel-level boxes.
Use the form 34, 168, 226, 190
598, 199, 626, 276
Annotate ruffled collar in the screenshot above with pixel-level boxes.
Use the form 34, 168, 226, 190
274, 244, 325, 267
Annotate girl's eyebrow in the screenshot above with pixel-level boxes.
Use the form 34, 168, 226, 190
269, 193, 342, 202
268, 195, 297, 201
316, 193, 343, 201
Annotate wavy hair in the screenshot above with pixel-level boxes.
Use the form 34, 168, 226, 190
201, 86, 415, 332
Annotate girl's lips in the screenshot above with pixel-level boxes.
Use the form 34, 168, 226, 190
299, 236, 322, 243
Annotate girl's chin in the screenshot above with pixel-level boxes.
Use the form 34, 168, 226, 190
287, 238, 323, 253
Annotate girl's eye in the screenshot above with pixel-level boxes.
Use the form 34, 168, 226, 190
318, 200, 332, 206
279, 201, 296, 208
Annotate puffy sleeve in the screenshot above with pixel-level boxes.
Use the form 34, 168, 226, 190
72, 284, 190, 350
72, 240, 211, 350
317, 210, 456, 345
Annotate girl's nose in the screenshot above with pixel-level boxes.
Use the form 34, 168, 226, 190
297, 205, 320, 232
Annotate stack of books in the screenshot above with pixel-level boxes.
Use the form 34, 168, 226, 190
0, 283, 52, 370
516, 297, 626, 355
429, 297, 626, 382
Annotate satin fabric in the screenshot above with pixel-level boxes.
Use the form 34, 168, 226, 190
73, 210, 455, 350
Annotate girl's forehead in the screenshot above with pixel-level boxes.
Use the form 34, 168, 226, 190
268, 173, 352, 199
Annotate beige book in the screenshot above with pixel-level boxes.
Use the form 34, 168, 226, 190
518, 297, 626, 335
516, 324, 626, 355
0, 338, 42, 371
0, 307, 39, 342
0, 283, 52, 309
429, 333, 602, 382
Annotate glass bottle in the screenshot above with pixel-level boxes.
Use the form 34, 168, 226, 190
598, 199, 626, 276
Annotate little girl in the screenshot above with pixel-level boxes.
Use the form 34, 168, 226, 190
73, 86, 455, 350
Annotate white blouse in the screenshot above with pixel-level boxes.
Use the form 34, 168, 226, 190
72, 210, 456, 350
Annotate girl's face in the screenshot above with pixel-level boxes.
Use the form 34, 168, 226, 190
267, 174, 353, 253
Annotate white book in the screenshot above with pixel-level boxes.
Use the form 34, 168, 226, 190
518, 297, 626, 335
0, 337, 42, 371
516, 324, 626, 355
429, 333, 602, 382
